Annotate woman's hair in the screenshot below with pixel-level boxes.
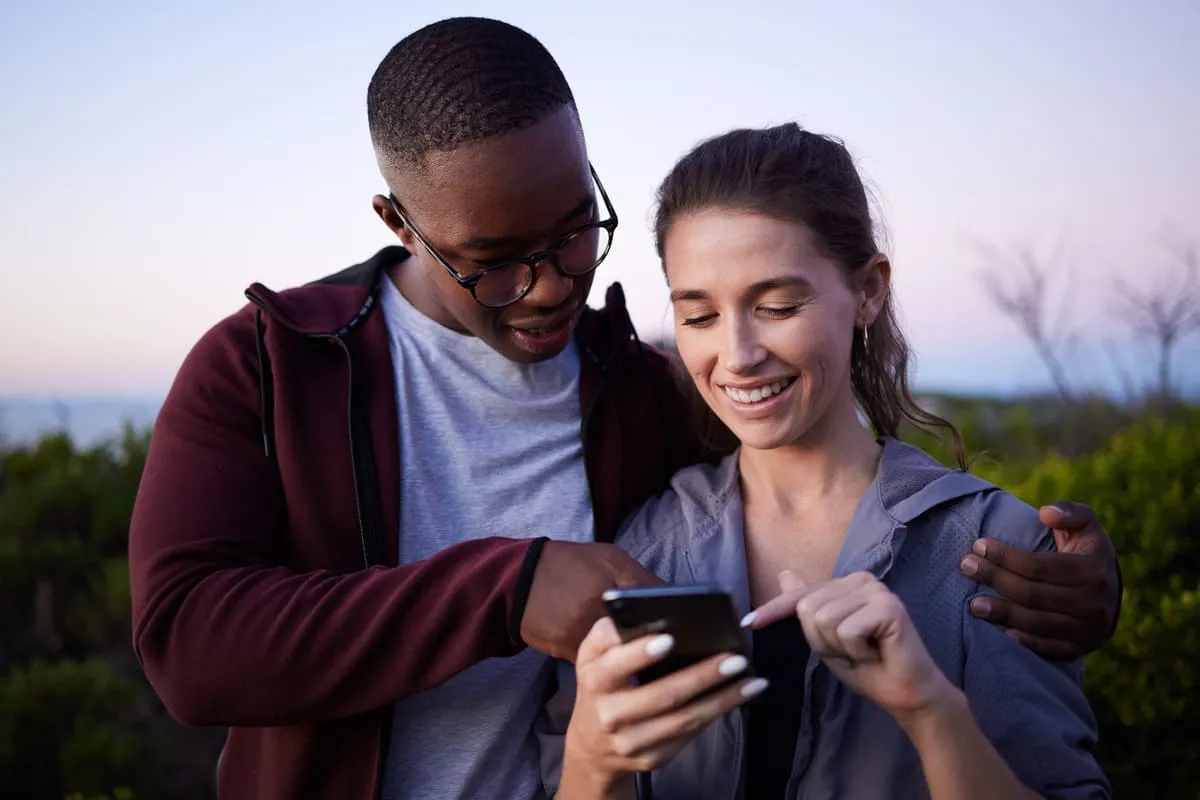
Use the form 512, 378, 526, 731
653, 122, 967, 470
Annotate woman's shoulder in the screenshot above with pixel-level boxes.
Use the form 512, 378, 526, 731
876, 439, 1052, 553
614, 451, 742, 562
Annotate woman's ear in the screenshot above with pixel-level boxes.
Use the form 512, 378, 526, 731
858, 254, 891, 326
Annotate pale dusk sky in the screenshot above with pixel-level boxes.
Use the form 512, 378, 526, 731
2, 0, 1198, 398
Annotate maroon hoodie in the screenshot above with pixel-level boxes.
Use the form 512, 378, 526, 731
128, 247, 708, 799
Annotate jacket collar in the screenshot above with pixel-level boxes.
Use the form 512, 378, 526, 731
244, 246, 407, 338
684, 439, 998, 593
244, 245, 639, 363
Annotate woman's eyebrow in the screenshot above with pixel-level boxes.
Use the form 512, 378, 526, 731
669, 275, 813, 303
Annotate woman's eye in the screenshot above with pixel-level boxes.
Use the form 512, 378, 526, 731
680, 313, 717, 327
761, 304, 800, 319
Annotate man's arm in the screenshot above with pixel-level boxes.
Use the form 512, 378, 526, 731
129, 313, 656, 728
959, 501, 1122, 660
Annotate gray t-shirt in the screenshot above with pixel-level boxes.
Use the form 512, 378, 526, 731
378, 277, 594, 799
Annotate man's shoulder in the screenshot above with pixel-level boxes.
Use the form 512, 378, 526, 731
242, 246, 409, 337
180, 303, 261, 388
168, 247, 410, 418
575, 283, 639, 364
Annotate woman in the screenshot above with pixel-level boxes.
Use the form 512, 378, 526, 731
543, 124, 1109, 798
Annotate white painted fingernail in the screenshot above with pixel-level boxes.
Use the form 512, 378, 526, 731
645, 634, 675, 657
741, 677, 769, 698
1047, 505, 1067, 516
718, 654, 749, 676
739, 611, 757, 628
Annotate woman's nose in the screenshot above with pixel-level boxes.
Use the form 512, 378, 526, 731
723, 320, 767, 374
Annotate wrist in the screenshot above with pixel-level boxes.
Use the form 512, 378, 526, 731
895, 681, 971, 745
560, 737, 628, 798
512, 537, 551, 646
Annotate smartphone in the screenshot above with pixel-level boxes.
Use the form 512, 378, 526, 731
602, 583, 751, 686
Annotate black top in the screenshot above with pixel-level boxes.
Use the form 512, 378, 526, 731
744, 616, 811, 799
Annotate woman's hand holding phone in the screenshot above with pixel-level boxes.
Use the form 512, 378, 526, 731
558, 616, 769, 799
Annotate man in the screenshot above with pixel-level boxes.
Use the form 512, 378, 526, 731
128, 17, 1122, 800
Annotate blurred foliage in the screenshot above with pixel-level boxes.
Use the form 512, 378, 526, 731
0, 424, 221, 800
1, 396, 1196, 797
998, 409, 1200, 797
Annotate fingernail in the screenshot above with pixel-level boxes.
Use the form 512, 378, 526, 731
1048, 505, 1067, 516
741, 677, 769, 698
973, 539, 988, 557
645, 634, 675, 658
718, 654, 749, 676
739, 611, 757, 628
961, 555, 979, 576
970, 597, 993, 617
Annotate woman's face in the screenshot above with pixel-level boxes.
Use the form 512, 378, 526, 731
664, 208, 887, 452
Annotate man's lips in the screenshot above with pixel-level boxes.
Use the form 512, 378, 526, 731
506, 307, 579, 332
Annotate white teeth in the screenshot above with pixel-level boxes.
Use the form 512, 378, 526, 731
723, 379, 791, 404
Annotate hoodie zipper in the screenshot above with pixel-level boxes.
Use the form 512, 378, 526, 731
329, 334, 371, 569
245, 267, 397, 800
329, 332, 392, 799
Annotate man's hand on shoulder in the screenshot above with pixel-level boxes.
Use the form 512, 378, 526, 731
520, 541, 663, 662
960, 500, 1122, 660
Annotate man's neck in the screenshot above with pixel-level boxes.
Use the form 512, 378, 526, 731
388, 258, 468, 333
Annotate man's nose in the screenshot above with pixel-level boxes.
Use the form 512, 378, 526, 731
522, 258, 575, 308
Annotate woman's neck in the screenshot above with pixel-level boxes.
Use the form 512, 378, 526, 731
737, 393, 883, 597
738, 398, 882, 518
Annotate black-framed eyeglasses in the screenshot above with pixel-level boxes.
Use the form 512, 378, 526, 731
387, 163, 619, 308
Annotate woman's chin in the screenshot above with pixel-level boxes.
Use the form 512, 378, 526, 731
723, 417, 808, 452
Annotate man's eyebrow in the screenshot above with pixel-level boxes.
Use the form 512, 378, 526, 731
669, 275, 813, 303
455, 194, 595, 253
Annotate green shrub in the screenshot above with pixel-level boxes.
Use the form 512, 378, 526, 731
0, 424, 220, 799
0, 658, 165, 799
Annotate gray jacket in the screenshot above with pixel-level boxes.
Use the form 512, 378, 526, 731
539, 438, 1109, 799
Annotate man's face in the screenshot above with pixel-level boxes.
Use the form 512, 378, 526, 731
374, 106, 602, 363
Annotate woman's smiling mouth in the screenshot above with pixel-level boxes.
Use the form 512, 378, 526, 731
721, 377, 796, 405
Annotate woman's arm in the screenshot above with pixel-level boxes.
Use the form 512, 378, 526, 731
781, 570, 1107, 799
897, 687, 1038, 800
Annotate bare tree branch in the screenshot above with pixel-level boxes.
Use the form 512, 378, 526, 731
978, 243, 1075, 402
1112, 242, 1200, 400
1102, 338, 1139, 406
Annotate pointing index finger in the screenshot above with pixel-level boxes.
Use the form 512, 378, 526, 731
742, 586, 817, 630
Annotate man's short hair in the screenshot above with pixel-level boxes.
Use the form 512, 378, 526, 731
367, 17, 576, 168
